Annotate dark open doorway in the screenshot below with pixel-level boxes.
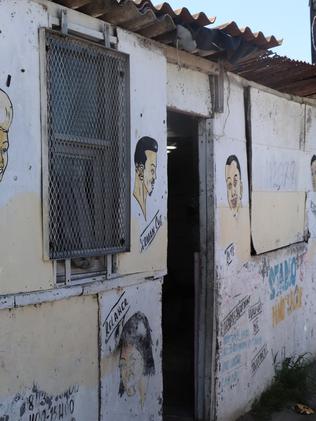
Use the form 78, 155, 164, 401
163, 110, 199, 420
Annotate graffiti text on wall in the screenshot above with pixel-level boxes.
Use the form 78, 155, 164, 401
221, 295, 250, 336
272, 286, 303, 327
268, 257, 297, 301
0, 384, 79, 421
222, 327, 263, 389
103, 291, 130, 344
266, 160, 297, 190
251, 344, 268, 375
140, 210, 163, 253
224, 243, 235, 266
221, 294, 266, 389
223, 328, 262, 357
248, 299, 262, 335
248, 299, 263, 321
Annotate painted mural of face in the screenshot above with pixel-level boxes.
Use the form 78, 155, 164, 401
133, 137, 158, 220
225, 155, 243, 216
142, 150, 157, 196
0, 90, 13, 182
311, 155, 316, 192
119, 343, 146, 400
118, 312, 155, 408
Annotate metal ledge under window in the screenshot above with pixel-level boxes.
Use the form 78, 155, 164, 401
55, 254, 118, 285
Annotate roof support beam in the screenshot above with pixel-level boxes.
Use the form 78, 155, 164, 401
55, 0, 92, 8
161, 43, 219, 75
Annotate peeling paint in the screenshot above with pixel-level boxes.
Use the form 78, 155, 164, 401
214, 75, 316, 421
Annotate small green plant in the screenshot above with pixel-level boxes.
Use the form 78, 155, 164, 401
250, 353, 315, 420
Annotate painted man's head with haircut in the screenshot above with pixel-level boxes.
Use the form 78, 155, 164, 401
133, 137, 158, 220
225, 155, 243, 216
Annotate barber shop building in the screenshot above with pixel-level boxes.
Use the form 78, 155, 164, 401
1, 0, 316, 420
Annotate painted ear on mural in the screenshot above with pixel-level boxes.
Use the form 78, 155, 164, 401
311, 155, 316, 192
118, 312, 155, 407
133, 137, 158, 220
225, 155, 243, 216
0, 89, 13, 183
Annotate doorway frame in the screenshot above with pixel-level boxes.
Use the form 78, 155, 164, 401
194, 117, 217, 421
164, 109, 216, 420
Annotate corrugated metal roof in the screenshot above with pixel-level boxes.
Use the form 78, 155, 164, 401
53, 0, 281, 63
231, 54, 316, 98
135, 1, 216, 27
215, 21, 280, 49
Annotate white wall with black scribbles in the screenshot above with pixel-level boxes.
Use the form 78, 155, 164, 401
99, 280, 163, 421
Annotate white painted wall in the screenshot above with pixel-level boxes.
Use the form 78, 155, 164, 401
167, 63, 212, 116
249, 88, 306, 253
0, 0, 169, 293
100, 279, 163, 421
0, 2, 167, 421
214, 73, 316, 421
2, 2, 316, 421
0, 0, 53, 293
116, 29, 168, 275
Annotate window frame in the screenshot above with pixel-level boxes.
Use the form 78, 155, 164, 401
39, 26, 131, 283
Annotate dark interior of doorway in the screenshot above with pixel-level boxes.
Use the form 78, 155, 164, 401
163, 110, 199, 420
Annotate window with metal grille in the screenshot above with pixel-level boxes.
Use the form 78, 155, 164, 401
44, 30, 130, 260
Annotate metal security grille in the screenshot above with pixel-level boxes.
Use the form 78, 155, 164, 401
45, 30, 130, 259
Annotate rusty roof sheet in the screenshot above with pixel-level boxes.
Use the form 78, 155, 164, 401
230, 54, 316, 97
53, 0, 281, 63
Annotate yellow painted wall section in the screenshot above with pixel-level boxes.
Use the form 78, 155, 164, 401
0, 0, 53, 295
118, 217, 167, 274
219, 207, 251, 265
251, 191, 306, 253
0, 296, 99, 420
0, 193, 53, 294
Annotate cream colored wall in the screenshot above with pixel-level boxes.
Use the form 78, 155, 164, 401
0, 295, 99, 420
0, 4, 170, 421
249, 88, 306, 253
0, 0, 170, 293
0, 0, 53, 294
116, 29, 168, 276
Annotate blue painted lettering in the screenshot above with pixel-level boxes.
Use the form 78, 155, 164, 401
268, 257, 297, 300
